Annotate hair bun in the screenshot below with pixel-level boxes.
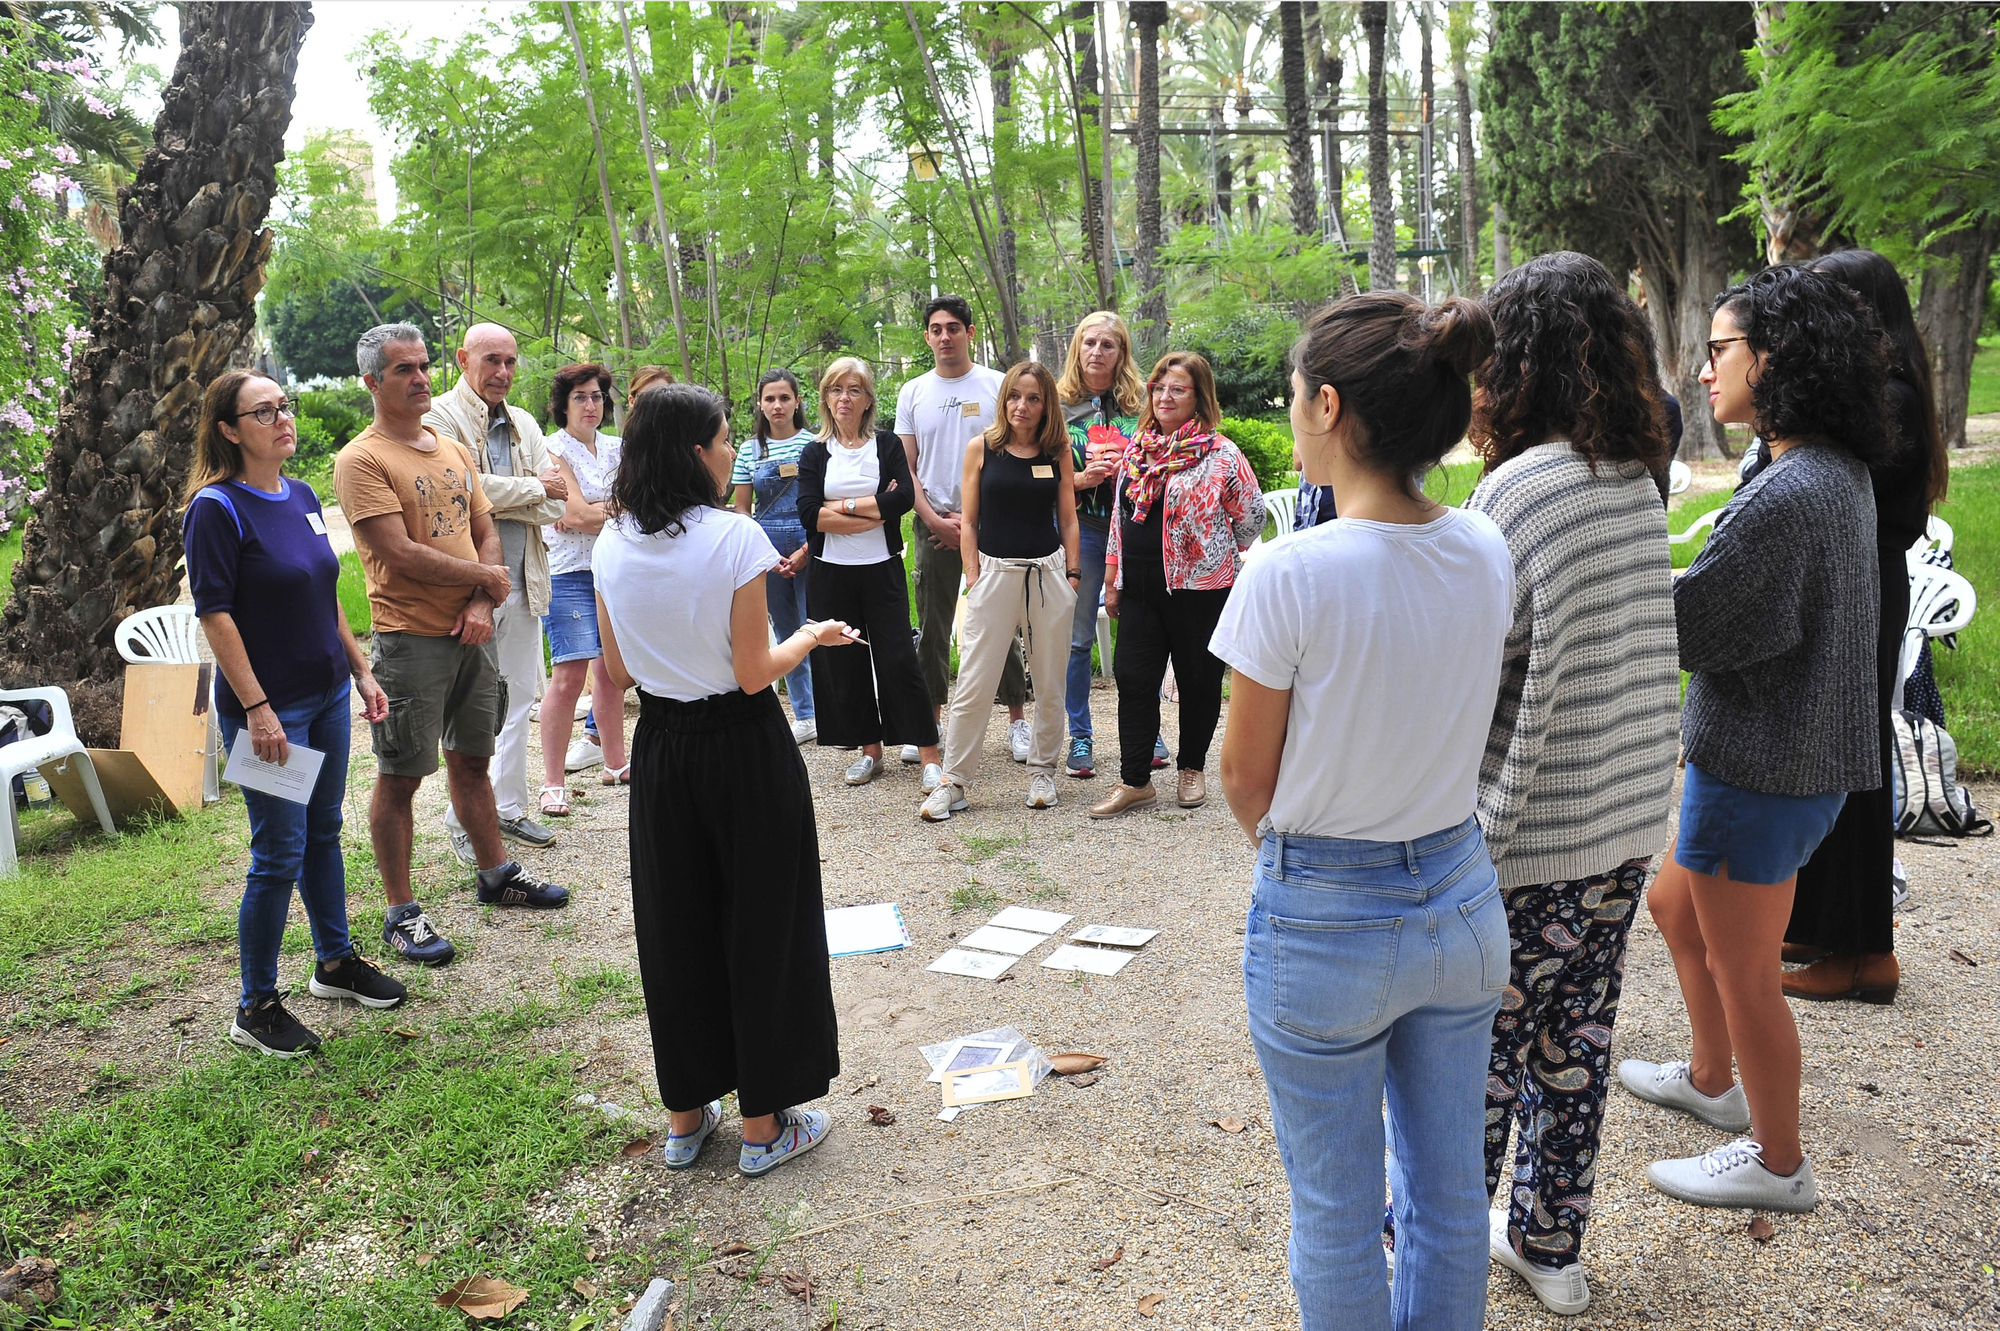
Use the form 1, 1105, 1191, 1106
1418, 297, 1496, 377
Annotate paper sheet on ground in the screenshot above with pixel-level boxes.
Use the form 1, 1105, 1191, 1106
223, 731, 326, 805
927, 948, 1019, 980
988, 906, 1073, 933
1069, 924, 1159, 948
1041, 943, 1135, 976
924, 1038, 1017, 1083
956, 924, 1050, 955
823, 903, 911, 957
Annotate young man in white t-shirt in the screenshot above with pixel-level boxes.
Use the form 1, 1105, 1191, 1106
895, 295, 1028, 760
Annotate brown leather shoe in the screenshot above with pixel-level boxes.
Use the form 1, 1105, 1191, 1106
1089, 782, 1158, 820
1782, 952, 1899, 1004
1781, 942, 1828, 965
1177, 769, 1207, 808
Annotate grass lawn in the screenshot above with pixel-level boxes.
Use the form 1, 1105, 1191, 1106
337, 550, 371, 635
1968, 335, 1999, 418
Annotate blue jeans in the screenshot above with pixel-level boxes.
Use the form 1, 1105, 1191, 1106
761, 523, 814, 721
1244, 817, 1508, 1331
1064, 521, 1109, 738
220, 681, 355, 1007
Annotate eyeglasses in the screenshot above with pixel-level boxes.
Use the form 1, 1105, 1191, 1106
825, 385, 869, 399
1149, 383, 1192, 400
569, 392, 605, 405
1706, 337, 1748, 369
228, 400, 296, 426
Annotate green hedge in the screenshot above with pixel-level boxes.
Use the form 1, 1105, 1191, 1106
1221, 415, 1295, 491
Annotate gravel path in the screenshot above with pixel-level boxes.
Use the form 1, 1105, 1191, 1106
370, 681, 2000, 1331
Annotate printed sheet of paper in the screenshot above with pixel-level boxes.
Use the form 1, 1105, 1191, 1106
988, 906, 1073, 934
1040, 943, 1135, 977
941, 1060, 1036, 1106
927, 948, 1019, 980
1069, 924, 1159, 949
956, 924, 1049, 956
924, 1038, 1017, 1083
223, 731, 326, 806
823, 903, 911, 957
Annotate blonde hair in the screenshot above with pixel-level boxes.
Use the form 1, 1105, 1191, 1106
981, 361, 1067, 460
184, 370, 266, 504
1054, 311, 1146, 414
817, 356, 877, 439
627, 365, 675, 404
1137, 351, 1223, 436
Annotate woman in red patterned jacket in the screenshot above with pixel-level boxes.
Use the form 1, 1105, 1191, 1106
1090, 351, 1265, 819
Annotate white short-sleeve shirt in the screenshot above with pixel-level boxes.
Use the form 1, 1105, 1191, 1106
818, 438, 885, 566
893, 364, 1003, 513
1209, 508, 1515, 842
543, 428, 622, 577
592, 506, 779, 701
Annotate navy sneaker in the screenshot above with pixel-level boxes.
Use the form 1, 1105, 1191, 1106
476, 861, 571, 909
229, 994, 321, 1058
309, 952, 409, 1009
384, 902, 456, 966
1065, 736, 1095, 779
1152, 736, 1170, 769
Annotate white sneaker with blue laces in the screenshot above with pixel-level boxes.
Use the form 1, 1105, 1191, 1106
661, 1101, 722, 1170
1647, 1138, 1818, 1212
738, 1107, 831, 1178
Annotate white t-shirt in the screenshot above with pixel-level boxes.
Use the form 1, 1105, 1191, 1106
819, 438, 885, 566
591, 506, 779, 701
894, 364, 1004, 513
1209, 508, 1515, 842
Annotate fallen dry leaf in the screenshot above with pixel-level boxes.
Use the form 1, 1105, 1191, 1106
1093, 1245, 1124, 1271
1050, 1052, 1106, 1075
619, 1137, 653, 1158
1210, 1116, 1246, 1134
866, 1104, 896, 1126
1942, 1136, 1976, 1146
1138, 1292, 1165, 1317
1069, 1073, 1101, 1088
358, 1086, 380, 1103
392, 1028, 422, 1040
778, 1270, 812, 1299
435, 1275, 529, 1319
585, 1247, 599, 1262
1949, 948, 1978, 967
414, 1253, 435, 1268
716, 1241, 753, 1257
848, 1073, 880, 1095
1747, 1215, 1775, 1242
572, 1276, 600, 1300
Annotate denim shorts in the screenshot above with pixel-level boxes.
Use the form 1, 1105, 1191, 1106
543, 569, 601, 664
1674, 762, 1847, 885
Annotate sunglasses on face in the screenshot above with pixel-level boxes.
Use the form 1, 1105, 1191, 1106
228, 400, 296, 427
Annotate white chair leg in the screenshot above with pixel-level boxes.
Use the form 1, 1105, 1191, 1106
72, 752, 117, 838
0, 787, 18, 877
1096, 606, 1113, 677
204, 716, 221, 804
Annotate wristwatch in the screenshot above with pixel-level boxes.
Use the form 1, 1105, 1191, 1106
844, 497, 857, 515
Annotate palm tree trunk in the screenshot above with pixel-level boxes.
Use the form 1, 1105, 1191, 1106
1071, 1, 1114, 309
561, 1, 634, 361
990, 40, 1023, 367
1281, 2, 1318, 237
1132, 2, 1168, 355
1449, 2, 1478, 295
1363, 1, 1396, 290
1, 1, 313, 684
614, 1, 694, 381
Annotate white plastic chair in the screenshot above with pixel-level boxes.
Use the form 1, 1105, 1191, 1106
0, 685, 117, 875
1666, 507, 1722, 547
115, 605, 220, 804
1263, 487, 1300, 536
1668, 460, 1692, 496
1895, 564, 1978, 707
1909, 514, 1954, 566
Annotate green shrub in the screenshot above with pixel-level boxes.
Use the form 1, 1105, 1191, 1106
296, 385, 372, 449
1171, 306, 1299, 416
1221, 415, 1296, 491
291, 411, 336, 467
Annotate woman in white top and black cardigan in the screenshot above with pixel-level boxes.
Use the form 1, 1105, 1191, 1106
593, 382, 854, 1180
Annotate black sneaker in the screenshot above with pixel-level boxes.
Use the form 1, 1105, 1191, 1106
1066, 736, 1095, 779
497, 815, 557, 848
476, 861, 571, 909
383, 902, 457, 966
229, 995, 322, 1058
309, 952, 409, 1009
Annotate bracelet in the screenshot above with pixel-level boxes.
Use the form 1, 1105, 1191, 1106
1066, 570, 1081, 580
242, 698, 271, 714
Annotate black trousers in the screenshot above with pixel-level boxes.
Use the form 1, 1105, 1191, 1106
628, 687, 839, 1117
1113, 559, 1231, 788
1786, 540, 1909, 956
807, 556, 940, 749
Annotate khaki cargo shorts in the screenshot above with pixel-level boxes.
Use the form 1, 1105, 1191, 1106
368, 630, 504, 778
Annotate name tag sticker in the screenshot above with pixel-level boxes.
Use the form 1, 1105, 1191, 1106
306, 512, 329, 536
1031, 465, 1055, 479
778, 463, 799, 478
959, 401, 981, 418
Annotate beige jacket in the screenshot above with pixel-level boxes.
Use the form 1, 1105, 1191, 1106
424, 376, 565, 615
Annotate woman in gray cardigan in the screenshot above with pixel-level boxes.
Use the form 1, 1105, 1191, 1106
1620, 266, 1893, 1217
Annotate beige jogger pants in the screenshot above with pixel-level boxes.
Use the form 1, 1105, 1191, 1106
940, 548, 1077, 790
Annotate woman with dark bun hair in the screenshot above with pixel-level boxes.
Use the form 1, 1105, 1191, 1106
1213, 292, 1513, 1331
1461, 252, 1681, 1316
1621, 266, 1891, 1218
1779, 247, 1948, 1004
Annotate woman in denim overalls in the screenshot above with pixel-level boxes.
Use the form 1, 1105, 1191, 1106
731, 369, 818, 743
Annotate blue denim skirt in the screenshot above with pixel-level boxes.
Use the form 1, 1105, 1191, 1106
543, 569, 601, 664
1674, 761, 1847, 885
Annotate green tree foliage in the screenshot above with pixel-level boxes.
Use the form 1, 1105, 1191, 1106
270, 278, 404, 380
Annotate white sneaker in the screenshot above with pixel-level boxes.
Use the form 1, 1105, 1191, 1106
844, 754, 881, 786
1891, 857, 1909, 910
920, 782, 968, 821
1647, 1139, 1818, 1212
920, 762, 943, 793
1009, 718, 1031, 763
1025, 773, 1058, 808
1489, 1210, 1590, 1315
565, 734, 603, 772
790, 718, 818, 745
575, 692, 592, 720
900, 744, 922, 765
1615, 1058, 1752, 1132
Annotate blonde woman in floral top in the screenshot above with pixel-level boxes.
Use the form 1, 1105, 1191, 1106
1090, 351, 1264, 819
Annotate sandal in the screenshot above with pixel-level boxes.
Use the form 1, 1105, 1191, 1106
538, 785, 571, 817
601, 763, 632, 786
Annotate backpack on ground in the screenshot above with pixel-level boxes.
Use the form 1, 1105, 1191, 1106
1891, 708, 1993, 838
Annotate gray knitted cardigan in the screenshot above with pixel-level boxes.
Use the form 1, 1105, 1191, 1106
1675, 442, 1880, 796
1466, 444, 1681, 888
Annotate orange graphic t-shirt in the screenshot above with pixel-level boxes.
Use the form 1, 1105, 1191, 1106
332, 424, 494, 636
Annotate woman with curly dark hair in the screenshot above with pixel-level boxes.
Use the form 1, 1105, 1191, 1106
1460, 252, 1681, 1315
1619, 266, 1890, 1218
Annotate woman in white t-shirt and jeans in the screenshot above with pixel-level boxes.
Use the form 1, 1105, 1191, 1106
1212, 292, 1513, 1331
593, 382, 855, 1180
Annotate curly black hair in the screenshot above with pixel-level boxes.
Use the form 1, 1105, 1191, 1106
613, 382, 730, 537
1712, 266, 1894, 466
1472, 251, 1673, 496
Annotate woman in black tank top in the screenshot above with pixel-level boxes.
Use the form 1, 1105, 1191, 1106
919, 361, 1081, 822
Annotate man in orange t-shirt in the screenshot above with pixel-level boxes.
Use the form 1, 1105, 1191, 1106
334, 324, 571, 970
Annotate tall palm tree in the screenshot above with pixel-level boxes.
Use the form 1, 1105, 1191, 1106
1280, 2, 1317, 236
1449, 1, 1478, 295
1, 1, 313, 685
1362, 1, 1396, 290
1131, 2, 1169, 355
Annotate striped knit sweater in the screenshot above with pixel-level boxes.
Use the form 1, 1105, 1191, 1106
1464, 443, 1681, 888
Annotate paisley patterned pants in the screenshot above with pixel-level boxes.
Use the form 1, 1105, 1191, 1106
1485, 858, 1650, 1270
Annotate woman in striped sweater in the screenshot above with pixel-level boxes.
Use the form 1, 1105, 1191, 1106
1462, 252, 1681, 1316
